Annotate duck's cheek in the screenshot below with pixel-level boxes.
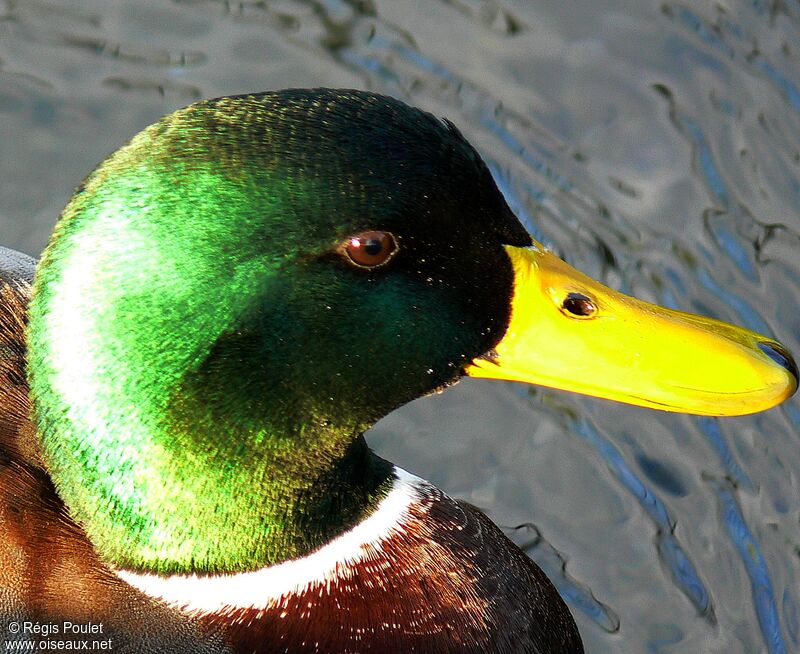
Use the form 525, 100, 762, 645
392, 238, 518, 362
465, 243, 797, 416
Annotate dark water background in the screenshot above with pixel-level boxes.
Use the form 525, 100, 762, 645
2, 1, 800, 652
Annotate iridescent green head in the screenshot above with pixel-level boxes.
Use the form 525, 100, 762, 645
27, 89, 529, 573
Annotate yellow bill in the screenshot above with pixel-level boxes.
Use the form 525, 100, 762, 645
466, 243, 798, 416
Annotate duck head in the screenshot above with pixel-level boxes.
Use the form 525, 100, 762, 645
26, 89, 797, 574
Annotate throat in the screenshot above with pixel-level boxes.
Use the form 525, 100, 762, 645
56, 424, 394, 575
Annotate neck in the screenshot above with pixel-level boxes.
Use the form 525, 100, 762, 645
42, 409, 394, 574
116, 466, 429, 612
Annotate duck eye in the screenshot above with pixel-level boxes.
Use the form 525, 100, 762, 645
341, 231, 398, 269
561, 292, 597, 318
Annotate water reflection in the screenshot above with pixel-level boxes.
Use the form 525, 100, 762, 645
2, 1, 799, 652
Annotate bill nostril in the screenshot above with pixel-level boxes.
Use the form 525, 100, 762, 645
758, 341, 799, 382
561, 292, 596, 318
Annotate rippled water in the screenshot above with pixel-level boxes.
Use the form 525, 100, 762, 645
2, 1, 799, 652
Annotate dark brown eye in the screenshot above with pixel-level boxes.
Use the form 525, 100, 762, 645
341, 231, 398, 268
561, 292, 597, 318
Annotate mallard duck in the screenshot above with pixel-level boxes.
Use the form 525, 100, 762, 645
0, 89, 796, 653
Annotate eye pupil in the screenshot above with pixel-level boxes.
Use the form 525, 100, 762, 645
363, 239, 383, 256
562, 292, 596, 317
341, 231, 398, 268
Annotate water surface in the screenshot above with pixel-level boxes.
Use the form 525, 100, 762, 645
1, 1, 799, 652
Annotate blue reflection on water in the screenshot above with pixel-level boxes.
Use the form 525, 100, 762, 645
716, 483, 787, 654
482, 119, 574, 193
696, 417, 753, 488
706, 219, 758, 281
572, 417, 712, 617
488, 162, 548, 242
696, 267, 770, 333
751, 57, 800, 115
668, 4, 800, 117
671, 5, 735, 58
514, 523, 620, 633
676, 114, 730, 209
